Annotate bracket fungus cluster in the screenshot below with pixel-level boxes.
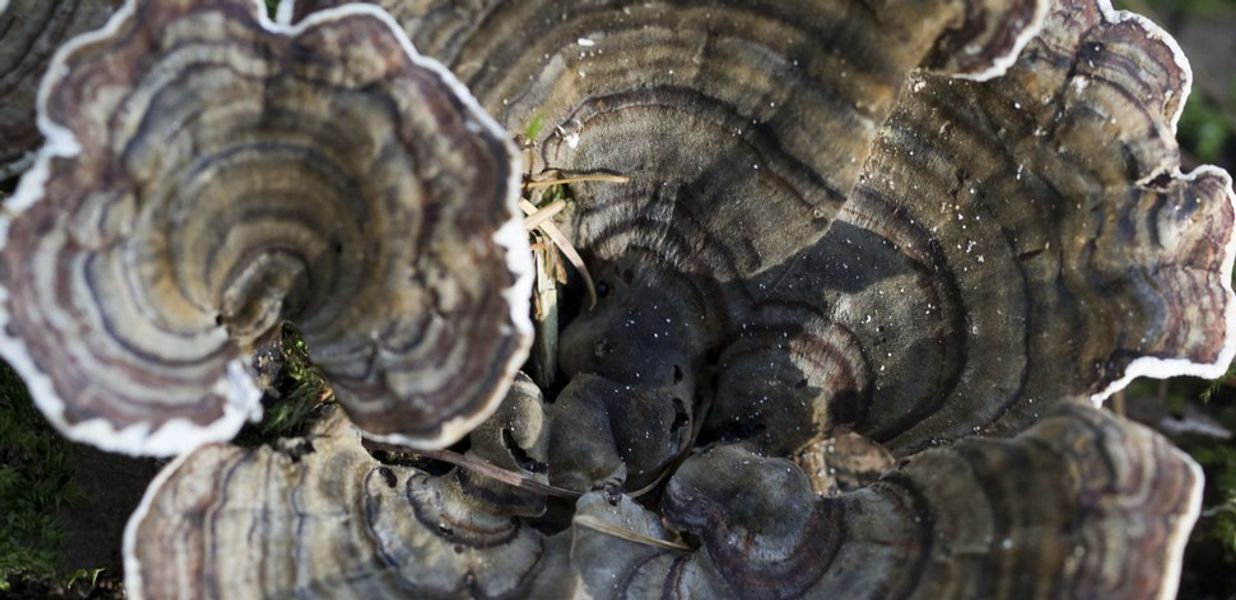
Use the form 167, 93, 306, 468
0, 0, 1232, 597
574, 404, 1199, 599
125, 376, 577, 598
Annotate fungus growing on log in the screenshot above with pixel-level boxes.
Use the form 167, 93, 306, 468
574, 404, 1200, 600
0, 0, 532, 455
124, 382, 575, 599
0, 0, 117, 171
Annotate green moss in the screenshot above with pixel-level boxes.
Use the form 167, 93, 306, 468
1193, 447, 1236, 552
64, 567, 105, 590
524, 112, 547, 141
264, 0, 279, 18
0, 362, 80, 590
1201, 362, 1236, 403
234, 322, 332, 447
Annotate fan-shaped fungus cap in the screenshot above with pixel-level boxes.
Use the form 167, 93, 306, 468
0, 0, 117, 167
574, 403, 1200, 599
124, 400, 574, 599
0, 0, 531, 456
707, 0, 1236, 455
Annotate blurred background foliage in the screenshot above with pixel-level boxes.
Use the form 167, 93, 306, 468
0, 364, 79, 592
1114, 2, 1236, 597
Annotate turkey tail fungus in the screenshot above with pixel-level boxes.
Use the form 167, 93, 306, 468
0, 0, 1229, 597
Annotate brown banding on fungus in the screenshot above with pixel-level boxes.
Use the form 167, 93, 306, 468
793, 430, 895, 498
0, 0, 117, 171
288, 0, 1053, 493
706, 0, 1236, 456
0, 0, 532, 455
124, 393, 575, 599
574, 404, 1200, 600
273, 6, 1229, 594
116, 0, 1235, 596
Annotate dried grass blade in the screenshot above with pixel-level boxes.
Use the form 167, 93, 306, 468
572, 515, 692, 552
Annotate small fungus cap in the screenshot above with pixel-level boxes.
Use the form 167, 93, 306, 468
0, 0, 532, 456
123, 402, 570, 599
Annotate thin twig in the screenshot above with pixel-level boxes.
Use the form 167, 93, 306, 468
524, 174, 631, 189
530, 232, 560, 388
523, 199, 568, 230
365, 441, 582, 499
1203, 502, 1236, 519
520, 199, 598, 309
572, 515, 692, 552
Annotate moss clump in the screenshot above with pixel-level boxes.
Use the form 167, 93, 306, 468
1194, 443, 1236, 545
1133, 373, 1236, 599
0, 362, 80, 591
523, 112, 546, 141
234, 322, 333, 447
1178, 88, 1235, 166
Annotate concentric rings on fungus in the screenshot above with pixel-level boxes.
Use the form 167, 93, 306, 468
124, 390, 576, 599
574, 403, 1201, 599
0, 0, 532, 456
287, 0, 1060, 491
276, 0, 1226, 595
707, 0, 1236, 457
